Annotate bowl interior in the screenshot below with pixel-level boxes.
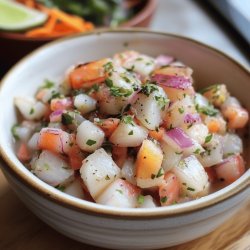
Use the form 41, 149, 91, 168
0, 30, 249, 216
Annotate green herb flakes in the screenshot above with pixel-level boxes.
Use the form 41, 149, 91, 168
122, 115, 134, 126
56, 185, 65, 192
86, 139, 96, 146
155, 95, 168, 110
178, 107, 184, 114
141, 83, 158, 97
116, 189, 123, 194
128, 130, 134, 135
41, 79, 54, 89
29, 108, 35, 115
156, 168, 164, 178
160, 196, 168, 203
61, 113, 73, 125
205, 134, 213, 143
137, 195, 145, 205
103, 62, 113, 72
11, 124, 20, 140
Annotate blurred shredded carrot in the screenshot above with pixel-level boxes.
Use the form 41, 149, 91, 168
17, 0, 35, 8
23, 3, 94, 38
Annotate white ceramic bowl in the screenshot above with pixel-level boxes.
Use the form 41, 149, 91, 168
0, 29, 249, 250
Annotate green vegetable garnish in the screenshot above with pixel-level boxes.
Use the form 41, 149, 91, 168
122, 115, 134, 126
61, 113, 73, 125
137, 195, 144, 205
205, 134, 213, 143
160, 196, 168, 203
156, 168, 164, 178
41, 79, 55, 89
86, 139, 96, 146
141, 83, 158, 97
128, 130, 133, 135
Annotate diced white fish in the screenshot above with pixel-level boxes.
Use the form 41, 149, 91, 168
96, 178, 141, 208
76, 120, 105, 153
121, 158, 136, 185
64, 179, 85, 199
14, 97, 48, 120
74, 93, 97, 114
222, 133, 243, 156
109, 119, 148, 147
80, 148, 121, 199
172, 155, 209, 198
32, 150, 73, 187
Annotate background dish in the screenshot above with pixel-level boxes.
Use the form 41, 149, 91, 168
0, 0, 157, 70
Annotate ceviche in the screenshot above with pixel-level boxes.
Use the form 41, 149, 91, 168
12, 50, 249, 208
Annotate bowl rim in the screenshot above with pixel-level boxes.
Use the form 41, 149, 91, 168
0, 0, 157, 42
0, 28, 249, 218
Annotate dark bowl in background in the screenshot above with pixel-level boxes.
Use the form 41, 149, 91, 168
0, 0, 157, 74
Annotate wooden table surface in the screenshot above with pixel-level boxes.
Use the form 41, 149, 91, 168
0, 169, 249, 250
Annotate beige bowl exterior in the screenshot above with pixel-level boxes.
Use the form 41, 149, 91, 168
0, 29, 249, 249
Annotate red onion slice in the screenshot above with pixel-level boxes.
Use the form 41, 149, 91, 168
184, 113, 201, 124
152, 74, 192, 90
156, 55, 174, 67
165, 127, 194, 148
49, 110, 63, 123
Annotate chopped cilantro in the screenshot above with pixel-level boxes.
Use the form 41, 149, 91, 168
187, 187, 195, 191
103, 62, 113, 72
178, 107, 184, 114
193, 148, 201, 154
50, 92, 61, 100
122, 115, 134, 126
137, 195, 145, 205
110, 87, 132, 97
56, 185, 65, 192
160, 196, 168, 203
140, 83, 158, 97
116, 189, 123, 194
41, 79, 54, 89
29, 108, 35, 115
86, 139, 96, 146
155, 95, 168, 110
175, 151, 183, 155
105, 78, 132, 97
43, 163, 50, 170
61, 113, 73, 125
127, 65, 135, 72
195, 104, 218, 116
11, 124, 20, 140
128, 130, 134, 135
199, 84, 218, 94
156, 168, 164, 178
105, 175, 110, 180
205, 134, 213, 144
105, 78, 113, 87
